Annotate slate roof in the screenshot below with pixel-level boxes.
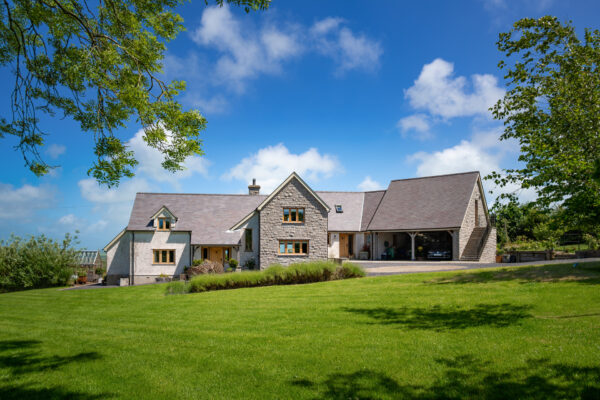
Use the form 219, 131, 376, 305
317, 192, 365, 232
122, 171, 482, 246
361, 190, 386, 231
127, 193, 266, 245
366, 172, 479, 231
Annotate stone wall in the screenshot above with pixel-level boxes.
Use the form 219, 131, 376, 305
259, 178, 328, 269
459, 181, 489, 259
480, 227, 497, 263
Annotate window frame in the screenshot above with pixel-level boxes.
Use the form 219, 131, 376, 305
157, 217, 171, 231
245, 228, 253, 252
278, 240, 309, 255
153, 249, 175, 264
282, 207, 305, 223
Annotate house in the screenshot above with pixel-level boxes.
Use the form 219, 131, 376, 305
104, 171, 496, 285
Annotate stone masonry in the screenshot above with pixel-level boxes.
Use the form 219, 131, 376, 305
459, 182, 489, 259
259, 177, 328, 269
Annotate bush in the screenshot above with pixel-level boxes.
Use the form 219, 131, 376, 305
228, 258, 238, 270
243, 258, 256, 270
336, 262, 367, 279
175, 260, 366, 294
165, 280, 187, 295
0, 233, 78, 292
188, 260, 224, 275
95, 267, 105, 275
192, 259, 204, 266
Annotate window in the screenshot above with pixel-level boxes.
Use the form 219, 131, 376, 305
153, 249, 175, 264
203, 248, 208, 260
282, 208, 305, 223
157, 218, 171, 231
245, 229, 253, 251
335, 204, 343, 213
278, 240, 309, 255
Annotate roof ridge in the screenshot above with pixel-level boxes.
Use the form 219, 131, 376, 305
390, 171, 480, 183
136, 192, 267, 196
316, 190, 365, 193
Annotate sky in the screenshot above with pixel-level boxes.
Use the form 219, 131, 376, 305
1, 0, 599, 250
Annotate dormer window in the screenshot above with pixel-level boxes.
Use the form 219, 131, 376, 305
157, 218, 171, 231
335, 204, 343, 213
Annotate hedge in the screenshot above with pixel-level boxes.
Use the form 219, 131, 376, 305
165, 261, 365, 294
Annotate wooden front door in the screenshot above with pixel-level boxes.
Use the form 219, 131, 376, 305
209, 247, 224, 265
339, 234, 349, 258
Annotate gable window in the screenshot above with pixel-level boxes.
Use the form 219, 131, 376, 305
335, 204, 343, 213
282, 208, 305, 223
153, 249, 175, 264
245, 229, 253, 252
157, 218, 171, 231
278, 240, 308, 255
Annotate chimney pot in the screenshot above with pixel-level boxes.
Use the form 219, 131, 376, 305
248, 178, 260, 195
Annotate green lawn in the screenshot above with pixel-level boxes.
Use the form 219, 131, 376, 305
1, 262, 599, 399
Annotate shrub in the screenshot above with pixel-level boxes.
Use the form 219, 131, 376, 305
95, 267, 105, 275
336, 262, 366, 279
192, 259, 204, 266
165, 280, 187, 295
0, 233, 78, 292
77, 269, 87, 278
243, 258, 256, 270
178, 260, 365, 294
228, 258, 238, 270
188, 260, 224, 276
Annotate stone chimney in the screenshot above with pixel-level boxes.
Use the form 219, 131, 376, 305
248, 178, 260, 195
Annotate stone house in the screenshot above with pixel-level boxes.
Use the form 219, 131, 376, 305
104, 171, 496, 285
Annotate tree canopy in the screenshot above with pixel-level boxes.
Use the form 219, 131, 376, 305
489, 16, 600, 230
0, 0, 270, 186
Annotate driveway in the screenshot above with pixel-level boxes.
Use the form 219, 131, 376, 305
357, 257, 600, 276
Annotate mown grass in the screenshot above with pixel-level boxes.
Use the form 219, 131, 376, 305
173, 261, 365, 294
0, 262, 599, 399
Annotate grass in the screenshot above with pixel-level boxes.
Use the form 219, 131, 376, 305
0, 261, 599, 399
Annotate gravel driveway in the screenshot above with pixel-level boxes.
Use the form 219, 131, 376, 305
357, 257, 600, 276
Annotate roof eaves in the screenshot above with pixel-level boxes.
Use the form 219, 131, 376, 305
103, 228, 127, 252
150, 205, 178, 220
230, 210, 257, 231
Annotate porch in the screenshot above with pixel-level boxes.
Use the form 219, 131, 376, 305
192, 245, 237, 267
369, 230, 458, 261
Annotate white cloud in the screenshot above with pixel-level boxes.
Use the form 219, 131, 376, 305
78, 176, 152, 204
310, 19, 382, 74
397, 113, 432, 139
46, 144, 66, 159
358, 176, 383, 191
405, 58, 505, 119
78, 177, 153, 229
58, 213, 86, 228
126, 128, 211, 189
185, 6, 381, 96
407, 129, 536, 203
0, 183, 56, 220
191, 5, 302, 92
224, 143, 340, 193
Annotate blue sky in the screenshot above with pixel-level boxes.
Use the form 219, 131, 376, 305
1, 0, 599, 250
